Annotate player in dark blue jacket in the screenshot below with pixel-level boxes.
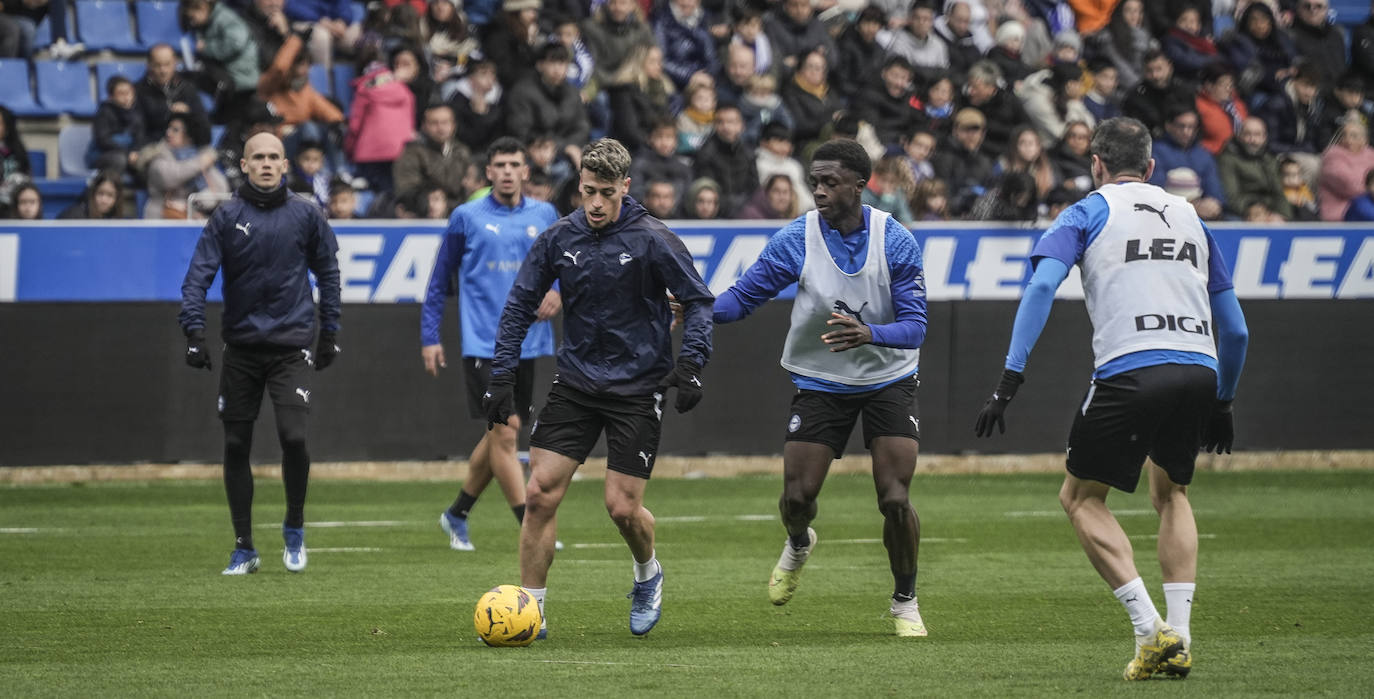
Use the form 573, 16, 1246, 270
485, 138, 713, 639
179, 132, 342, 577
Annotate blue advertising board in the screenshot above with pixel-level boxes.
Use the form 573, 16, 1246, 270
0, 220, 1371, 302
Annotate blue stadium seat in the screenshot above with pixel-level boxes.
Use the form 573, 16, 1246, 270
309, 64, 332, 97
35, 60, 97, 117
96, 61, 147, 101
136, 0, 184, 47
1331, 0, 1369, 25
58, 124, 94, 177
34, 16, 53, 49
210, 124, 226, 146
332, 63, 356, 114
75, 0, 142, 52
29, 150, 48, 179
0, 59, 48, 117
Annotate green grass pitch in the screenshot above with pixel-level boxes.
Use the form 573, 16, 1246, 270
3, 470, 1372, 696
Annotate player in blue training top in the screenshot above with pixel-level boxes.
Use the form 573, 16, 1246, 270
973, 117, 1249, 680
421, 137, 562, 552
714, 139, 931, 637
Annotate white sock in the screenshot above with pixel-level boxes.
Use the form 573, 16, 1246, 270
1113, 577, 1161, 638
633, 553, 660, 583
1163, 582, 1195, 645
527, 586, 546, 625
776, 533, 813, 572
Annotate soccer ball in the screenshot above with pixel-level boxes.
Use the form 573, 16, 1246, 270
474, 585, 542, 647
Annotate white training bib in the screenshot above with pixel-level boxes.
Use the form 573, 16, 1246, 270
1081, 182, 1217, 368
780, 209, 920, 386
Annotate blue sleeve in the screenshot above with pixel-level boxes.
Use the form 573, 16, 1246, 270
492, 231, 558, 377
420, 210, 467, 346
309, 210, 342, 334
178, 212, 225, 334
1030, 195, 1103, 269
1210, 288, 1248, 401
867, 218, 927, 349
712, 217, 806, 323
1203, 224, 1233, 293
1004, 257, 1071, 371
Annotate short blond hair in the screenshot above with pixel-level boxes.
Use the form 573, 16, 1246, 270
581, 138, 632, 182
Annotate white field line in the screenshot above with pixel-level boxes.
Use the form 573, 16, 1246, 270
254, 520, 409, 528
1129, 533, 1218, 540
658, 514, 776, 523
306, 547, 385, 552
829, 537, 968, 544
0, 527, 43, 533
1005, 509, 1163, 517
528, 660, 703, 669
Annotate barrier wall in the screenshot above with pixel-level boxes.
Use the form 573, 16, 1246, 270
1, 221, 1371, 466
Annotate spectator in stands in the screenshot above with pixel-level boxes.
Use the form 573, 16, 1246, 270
1083, 60, 1121, 122
1160, 6, 1217, 83
58, 171, 123, 219
653, 0, 718, 91
754, 121, 813, 210
88, 76, 144, 176
285, 0, 360, 71
1320, 73, 1373, 142
738, 172, 801, 220
683, 176, 721, 219
781, 49, 842, 149
526, 132, 574, 191
182, 0, 261, 126
693, 103, 757, 216
729, 3, 772, 77
1196, 61, 1248, 155
141, 114, 228, 219
856, 56, 928, 149
764, 0, 835, 75
506, 42, 590, 167
932, 107, 993, 216
257, 33, 345, 170
1353, 1, 1374, 88
482, 0, 542, 88
1291, 0, 1348, 89
1217, 2, 1296, 102
900, 127, 936, 185
136, 44, 212, 149
911, 176, 949, 221
970, 170, 1037, 221
390, 43, 437, 126
552, 13, 595, 94
922, 76, 955, 138
4, 181, 42, 219
988, 20, 1030, 87
326, 175, 356, 219
1256, 67, 1327, 159
345, 58, 415, 191
862, 155, 917, 225
239, 0, 290, 71
425, 0, 475, 81
1122, 49, 1194, 134
1038, 184, 1083, 226
1343, 169, 1374, 220
935, 0, 984, 83
676, 77, 716, 155
1149, 104, 1226, 219
739, 73, 794, 148
447, 58, 503, 154
393, 102, 471, 203
994, 124, 1059, 201
1019, 62, 1094, 145
628, 118, 691, 201
882, 1, 949, 87
0, 105, 31, 180
716, 42, 755, 106
286, 140, 330, 206
606, 44, 676, 154
959, 61, 1029, 157
1281, 155, 1320, 220
1217, 116, 1292, 220
641, 178, 680, 218
0, 0, 79, 59
1049, 119, 1093, 191
1143, 0, 1212, 39
1319, 119, 1374, 220
834, 6, 887, 103
581, 0, 654, 90
1085, 0, 1154, 90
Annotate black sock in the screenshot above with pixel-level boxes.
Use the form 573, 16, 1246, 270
788, 532, 812, 549
224, 421, 255, 550
893, 575, 917, 602
511, 504, 526, 523
449, 490, 479, 519
277, 408, 310, 529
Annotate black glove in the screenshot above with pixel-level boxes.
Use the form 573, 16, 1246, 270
482, 374, 515, 429
1201, 400, 1234, 454
185, 329, 212, 371
657, 359, 704, 413
974, 369, 1025, 437
315, 332, 339, 371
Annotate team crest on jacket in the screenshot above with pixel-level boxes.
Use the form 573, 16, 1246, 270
619, 252, 633, 265
788, 414, 801, 432
527, 225, 538, 238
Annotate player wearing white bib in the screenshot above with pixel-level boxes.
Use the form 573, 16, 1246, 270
714, 139, 931, 637
973, 118, 1249, 680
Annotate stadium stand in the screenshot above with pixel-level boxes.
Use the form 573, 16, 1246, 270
57, 124, 93, 177
35, 61, 98, 118
332, 64, 356, 114
0, 59, 47, 117
75, 0, 143, 53
136, 0, 184, 47
95, 62, 147, 101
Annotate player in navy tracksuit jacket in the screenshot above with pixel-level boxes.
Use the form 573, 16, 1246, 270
485, 138, 712, 639
179, 132, 341, 576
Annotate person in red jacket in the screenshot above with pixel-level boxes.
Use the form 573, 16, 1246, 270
1195, 62, 1248, 155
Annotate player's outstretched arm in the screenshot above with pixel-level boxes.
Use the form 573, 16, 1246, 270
713, 220, 805, 325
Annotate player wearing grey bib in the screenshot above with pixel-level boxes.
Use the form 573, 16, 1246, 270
973, 118, 1249, 680
714, 139, 931, 637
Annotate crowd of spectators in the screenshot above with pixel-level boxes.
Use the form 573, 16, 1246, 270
3, 0, 1374, 223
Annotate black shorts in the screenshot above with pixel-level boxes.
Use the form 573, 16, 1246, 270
528, 383, 664, 479
463, 357, 537, 421
1066, 363, 1217, 493
219, 344, 313, 422
784, 376, 920, 458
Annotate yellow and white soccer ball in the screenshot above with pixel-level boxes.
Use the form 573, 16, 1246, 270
474, 585, 542, 647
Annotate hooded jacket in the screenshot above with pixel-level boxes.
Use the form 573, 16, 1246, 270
492, 197, 713, 397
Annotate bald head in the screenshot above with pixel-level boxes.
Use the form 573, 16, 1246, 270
241, 132, 287, 189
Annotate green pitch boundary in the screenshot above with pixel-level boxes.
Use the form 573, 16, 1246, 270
2, 450, 1371, 484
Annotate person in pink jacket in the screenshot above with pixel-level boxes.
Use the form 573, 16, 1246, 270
1318, 120, 1374, 221
346, 62, 416, 192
